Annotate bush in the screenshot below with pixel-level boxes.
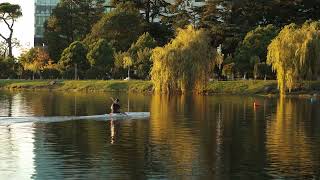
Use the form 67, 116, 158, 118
85, 67, 107, 80
222, 63, 235, 80
0, 57, 17, 79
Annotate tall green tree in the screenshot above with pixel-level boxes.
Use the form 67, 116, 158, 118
111, 0, 170, 23
130, 32, 157, 79
267, 21, 320, 95
59, 41, 89, 79
151, 25, 216, 93
44, 0, 105, 61
162, 0, 203, 30
86, 39, 114, 79
110, 1, 173, 45
235, 24, 279, 77
0, 3, 22, 58
0, 56, 17, 78
199, 0, 318, 55
85, 2, 145, 52
209, 0, 304, 33
115, 32, 157, 79
200, 0, 245, 55
145, 22, 173, 46
264, 0, 320, 27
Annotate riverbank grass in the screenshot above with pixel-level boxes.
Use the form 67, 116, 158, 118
204, 80, 320, 95
204, 80, 278, 94
1, 79, 320, 95
0, 80, 153, 93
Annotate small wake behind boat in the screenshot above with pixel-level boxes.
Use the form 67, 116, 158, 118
0, 112, 150, 124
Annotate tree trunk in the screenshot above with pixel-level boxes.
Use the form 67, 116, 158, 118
7, 27, 14, 58
74, 63, 78, 80
128, 66, 130, 80
0, 18, 14, 58
8, 39, 13, 58
145, 0, 150, 22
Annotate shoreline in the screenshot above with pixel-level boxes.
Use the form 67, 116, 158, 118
0, 80, 153, 93
0, 79, 320, 96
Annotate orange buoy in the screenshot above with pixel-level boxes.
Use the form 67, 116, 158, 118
253, 102, 260, 107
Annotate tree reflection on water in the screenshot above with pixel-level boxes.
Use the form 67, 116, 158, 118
0, 91, 319, 179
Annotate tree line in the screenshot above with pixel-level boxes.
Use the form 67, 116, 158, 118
1, 0, 320, 94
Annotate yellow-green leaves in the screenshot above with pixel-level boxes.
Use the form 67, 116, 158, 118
123, 55, 133, 68
151, 25, 215, 93
19, 47, 58, 79
267, 21, 320, 95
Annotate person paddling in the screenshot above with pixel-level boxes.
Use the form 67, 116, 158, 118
110, 98, 121, 114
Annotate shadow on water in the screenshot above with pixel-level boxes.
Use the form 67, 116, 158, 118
0, 91, 319, 179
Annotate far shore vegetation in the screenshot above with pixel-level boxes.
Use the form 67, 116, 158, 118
1, 79, 320, 97
1, 1, 320, 96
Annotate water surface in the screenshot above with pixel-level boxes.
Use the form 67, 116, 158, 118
0, 91, 320, 179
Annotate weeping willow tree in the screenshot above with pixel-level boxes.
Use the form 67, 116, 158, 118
267, 21, 320, 95
151, 25, 215, 93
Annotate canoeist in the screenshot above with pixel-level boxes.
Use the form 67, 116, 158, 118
111, 98, 121, 113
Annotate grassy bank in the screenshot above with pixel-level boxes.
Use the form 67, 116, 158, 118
0, 80, 153, 93
204, 80, 278, 95
1, 79, 320, 95
204, 80, 320, 96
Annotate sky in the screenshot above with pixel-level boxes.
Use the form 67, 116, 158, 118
0, 0, 34, 56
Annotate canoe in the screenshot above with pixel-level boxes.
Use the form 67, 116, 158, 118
80, 112, 151, 120
0, 112, 150, 124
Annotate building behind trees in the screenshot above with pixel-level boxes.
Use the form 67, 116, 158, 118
34, 0, 113, 46
34, 0, 59, 46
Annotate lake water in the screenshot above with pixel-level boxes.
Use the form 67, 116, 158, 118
0, 91, 320, 179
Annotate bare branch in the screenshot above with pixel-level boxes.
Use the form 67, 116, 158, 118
0, 33, 7, 41
10, 19, 15, 29
2, 17, 13, 31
